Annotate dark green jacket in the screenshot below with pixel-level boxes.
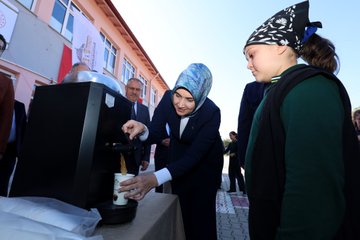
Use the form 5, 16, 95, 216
245, 64, 360, 240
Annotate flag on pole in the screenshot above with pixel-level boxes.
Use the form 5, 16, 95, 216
57, 44, 72, 83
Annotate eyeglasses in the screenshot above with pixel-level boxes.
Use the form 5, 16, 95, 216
127, 87, 142, 92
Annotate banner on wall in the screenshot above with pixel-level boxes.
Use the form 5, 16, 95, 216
72, 10, 104, 73
0, 0, 18, 45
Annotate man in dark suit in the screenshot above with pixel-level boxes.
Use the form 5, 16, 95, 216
125, 78, 151, 176
237, 81, 268, 194
0, 100, 27, 196
0, 34, 15, 162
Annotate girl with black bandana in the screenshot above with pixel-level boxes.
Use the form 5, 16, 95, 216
243, 1, 360, 239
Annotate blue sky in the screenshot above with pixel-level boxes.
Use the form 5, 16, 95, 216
113, 0, 360, 138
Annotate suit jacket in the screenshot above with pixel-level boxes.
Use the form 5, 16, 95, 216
13, 100, 27, 156
132, 102, 151, 166
154, 125, 170, 171
0, 74, 14, 155
237, 81, 267, 166
147, 90, 223, 188
224, 140, 237, 162
0, 100, 26, 196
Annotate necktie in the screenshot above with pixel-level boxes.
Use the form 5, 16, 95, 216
131, 102, 136, 119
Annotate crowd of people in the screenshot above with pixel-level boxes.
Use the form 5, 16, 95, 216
2, 0, 360, 239
120, 1, 360, 239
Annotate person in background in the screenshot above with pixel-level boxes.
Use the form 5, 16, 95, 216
237, 81, 267, 177
353, 109, 360, 143
237, 81, 268, 195
0, 100, 27, 196
124, 78, 151, 176
0, 34, 15, 161
243, 1, 360, 239
154, 123, 170, 193
224, 131, 245, 195
61, 62, 90, 83
121, 63, 224, 240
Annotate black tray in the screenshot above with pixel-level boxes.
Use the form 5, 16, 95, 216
96, 199, 138, 224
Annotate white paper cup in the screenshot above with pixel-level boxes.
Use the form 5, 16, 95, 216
113, 173, 134, 205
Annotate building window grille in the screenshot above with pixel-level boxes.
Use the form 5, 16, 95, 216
50, 0, 79, 41
150, 86, 156, 106
100, 33, 117, 74
138, 75, 148, 99
121, 58, 135, 84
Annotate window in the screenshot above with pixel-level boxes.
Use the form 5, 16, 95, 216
138, 75, 148, 99
150, 86, 156, 106
100, 33, 117, 74
50, 0, 79, 41
16, 0, 35, 10
121, 58, 135, 84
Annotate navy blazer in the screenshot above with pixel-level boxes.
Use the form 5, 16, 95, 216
237, 81, 267, 166
147, 90, 223, 188
132, 102, 151, 165
13, 100, 27, 156
154, 125, 170, 171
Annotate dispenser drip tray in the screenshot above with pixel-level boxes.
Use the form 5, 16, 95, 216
96, 199, 138, 224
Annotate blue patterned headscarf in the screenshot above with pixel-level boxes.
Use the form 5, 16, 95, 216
244, 1, 321, 55
172, 63, 212, 116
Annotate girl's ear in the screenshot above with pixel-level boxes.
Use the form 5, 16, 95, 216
276, 45, 288, 55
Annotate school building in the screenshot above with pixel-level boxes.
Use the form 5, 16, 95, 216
0, 0, 169, 115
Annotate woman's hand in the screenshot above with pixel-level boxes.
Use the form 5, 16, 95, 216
122, 120, 146, 140
119, 173, 158, 201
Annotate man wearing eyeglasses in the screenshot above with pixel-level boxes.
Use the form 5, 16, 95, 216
0, 34, 15, 162
124, 78, 151, 175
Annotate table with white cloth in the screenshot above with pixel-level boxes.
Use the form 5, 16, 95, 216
95, 192, 185, 240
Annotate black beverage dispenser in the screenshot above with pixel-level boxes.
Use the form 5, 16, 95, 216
10, 80, 133, 212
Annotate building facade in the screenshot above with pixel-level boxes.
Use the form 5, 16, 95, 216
0, 0, 169, 116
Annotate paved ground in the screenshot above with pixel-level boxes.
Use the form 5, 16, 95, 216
217, 173, 249, 240
216, 154, 249, 240
145, 156, 249, 239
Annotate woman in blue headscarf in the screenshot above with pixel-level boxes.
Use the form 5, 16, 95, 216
121, 63, 224, 240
